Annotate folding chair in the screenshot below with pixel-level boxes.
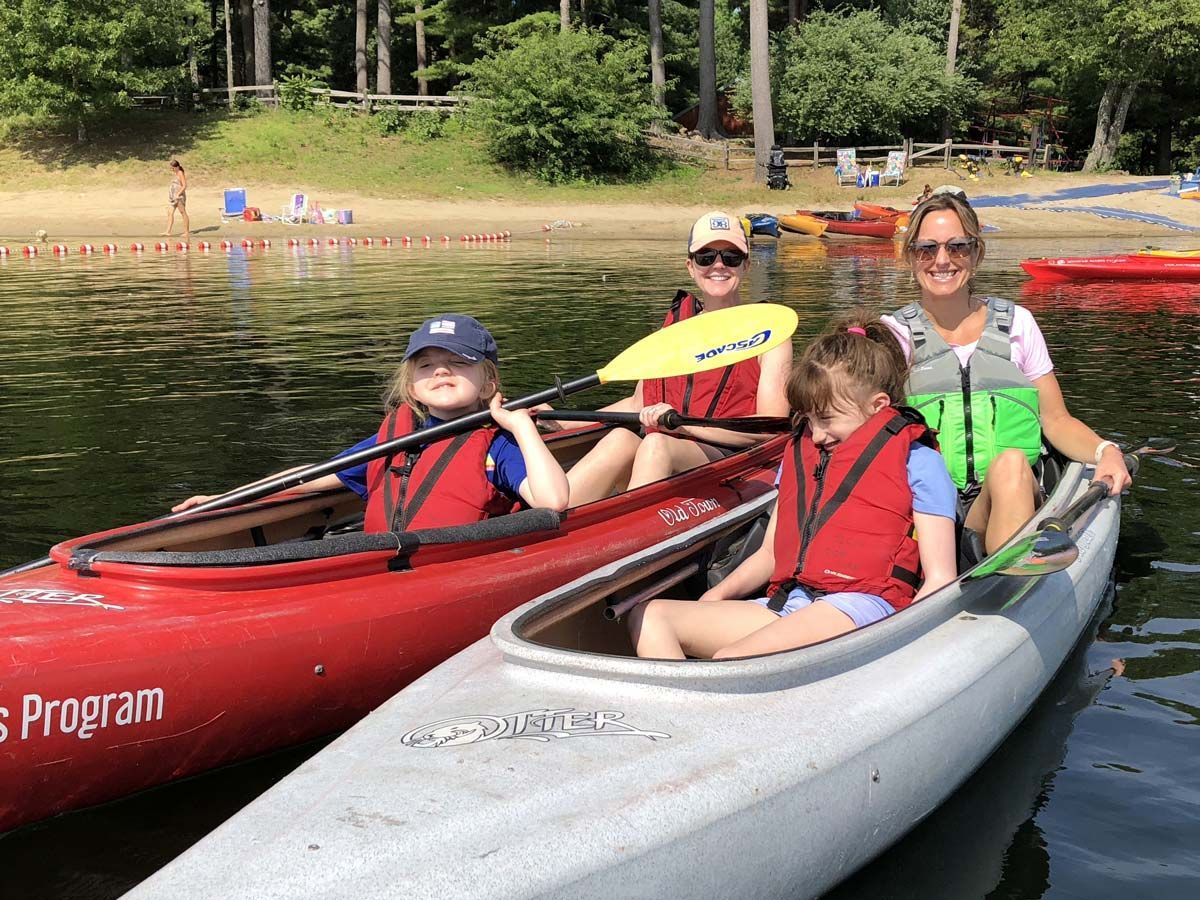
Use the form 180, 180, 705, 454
835, 149, 860, 187
880, 151, 907, 186
280, 193, 308, 225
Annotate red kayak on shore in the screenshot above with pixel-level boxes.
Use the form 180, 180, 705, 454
1020, 255, 1200, 282
795, 210, 898, 239
0, 427, 787, 833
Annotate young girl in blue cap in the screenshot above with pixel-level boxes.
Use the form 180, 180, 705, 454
175, 314, 569, 530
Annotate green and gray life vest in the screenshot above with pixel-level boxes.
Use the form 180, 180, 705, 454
893, 298, 1042, 490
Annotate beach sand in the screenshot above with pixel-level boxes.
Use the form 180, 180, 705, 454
2, 172, 1197, 245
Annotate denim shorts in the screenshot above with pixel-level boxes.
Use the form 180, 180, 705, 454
747, 585, 896, 628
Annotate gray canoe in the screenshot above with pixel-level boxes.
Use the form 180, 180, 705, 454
126, 460, 1121, 900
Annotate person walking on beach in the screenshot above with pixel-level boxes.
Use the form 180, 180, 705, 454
163, 159, 190, 242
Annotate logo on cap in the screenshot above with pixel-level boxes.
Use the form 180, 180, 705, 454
429, 319, 457, 335
709, 216, 730, 231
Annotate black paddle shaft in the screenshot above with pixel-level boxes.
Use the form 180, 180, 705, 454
536, 410, 790, 433
1038, 452, 1140, 534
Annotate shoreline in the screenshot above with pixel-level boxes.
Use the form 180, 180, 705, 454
2, 176, 1198, 245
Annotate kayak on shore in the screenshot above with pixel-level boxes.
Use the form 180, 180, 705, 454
125, 450, 1131, 900
794, 210, 899, 239
1020, 254, 1200, 281
777, 212, 829, 237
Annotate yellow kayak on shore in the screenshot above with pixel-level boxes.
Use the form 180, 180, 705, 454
778, 213, 829, 237
1138, 248, 1200, 258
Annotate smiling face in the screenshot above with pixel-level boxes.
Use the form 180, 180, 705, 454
909, 209, 980, 302
686, 241, 747, 303
806, 389, 890, 450
407, 347, 494, 418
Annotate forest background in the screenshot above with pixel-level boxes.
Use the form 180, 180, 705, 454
0, 0, 1198, 192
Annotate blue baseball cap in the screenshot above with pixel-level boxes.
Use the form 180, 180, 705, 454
404, 314, 499, 364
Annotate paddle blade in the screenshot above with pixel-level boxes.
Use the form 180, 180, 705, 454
597, 303, 797, 383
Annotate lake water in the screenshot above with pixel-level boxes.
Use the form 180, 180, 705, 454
1, 236, 1197, 898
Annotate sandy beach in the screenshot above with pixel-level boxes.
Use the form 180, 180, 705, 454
1, 173, 1197, 245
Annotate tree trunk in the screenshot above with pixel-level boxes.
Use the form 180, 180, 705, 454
1155, 120, 1173, 175
940, 0, 962, 140
187, 15, 200, 104
749, 0, 774, 183
648, 0, 666, 116
253, 0, 271, 94
238, 0, 254, 86
223, 0, 235, 91
560, 0, 570, 33
355, 0, 368, 95
1083, 80, 1135, 172
377, 0, 392, 95
698, 0, 718, 138
579, 0, 588, 27
415, 2, 428, 96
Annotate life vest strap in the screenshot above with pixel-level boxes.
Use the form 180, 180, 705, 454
806, 412, 910, 538
393, 430, 478, 531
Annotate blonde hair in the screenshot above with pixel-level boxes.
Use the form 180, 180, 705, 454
382, 358, 501, 422
787, 310, 909, 420
901, 192, 986, 267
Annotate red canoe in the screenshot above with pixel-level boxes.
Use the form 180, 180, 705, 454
0, 429, 785, 832
795, 210, 898, 239
1020, 255, 1200, 282
852, 201, 905, 221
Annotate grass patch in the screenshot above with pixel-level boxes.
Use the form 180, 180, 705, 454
0, 107, 1101, 207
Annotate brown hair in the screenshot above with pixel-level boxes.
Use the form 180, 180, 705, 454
381, 357, 501, 422
787, 310, 909, 419
901, 192, 985, 267
170, 159, 184, 171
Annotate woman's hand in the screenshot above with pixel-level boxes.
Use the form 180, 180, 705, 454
638, 403, 678, 430
172, 494, 218, 513
1095, 445, 1133, 495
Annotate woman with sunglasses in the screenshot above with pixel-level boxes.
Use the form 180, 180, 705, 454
562, 211, 792, 505
884, 192, 1131, 556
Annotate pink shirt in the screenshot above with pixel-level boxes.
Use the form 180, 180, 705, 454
882, 303, 1054, 381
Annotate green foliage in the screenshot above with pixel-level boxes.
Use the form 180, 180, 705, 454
371, 106, 447, 139
277, 75, 324, 112
461, 17, 661, 182
0, 0, 206, 130
762, 9, 978, 143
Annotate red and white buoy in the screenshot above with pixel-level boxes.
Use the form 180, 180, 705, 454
0, 246, 9, 257
130, 242, 145, 252
197, 241, 211, 252
327, 237, 337, 246
346, 237, 357, 246
220, 239, 233, 251
441, 235, 450, 244
176, 242, 189, 252
287, 238, 299, 247
53, 244, 69, 255
259, 238, 271, 249
308, 237, 320, 247
363, 237, 373, 246
502, 230, 511, 240
382, 236, 393, 246
401, 236, 412, 246
79, 243, 95, 254
422, 235, 431, 246
154, 241, 169, 252
103, 243, 118, 254
23, 245, 38, 256
241, 239, 253, 249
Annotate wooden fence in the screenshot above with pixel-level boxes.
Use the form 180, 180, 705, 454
196, 85, 463, 113
649, 134, 1059, 172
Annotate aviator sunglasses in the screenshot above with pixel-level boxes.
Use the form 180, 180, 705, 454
689, 247, 748, 267
910, 236, 978, 262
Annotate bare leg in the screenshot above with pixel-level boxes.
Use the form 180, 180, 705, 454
162, 206, 175, 236
179, 205, 190, 242
964, 449, 1041, 554
711, 601, 856, 658
627, 598, 778, 659
627, 432, 727, 491
566, 428, 643, 506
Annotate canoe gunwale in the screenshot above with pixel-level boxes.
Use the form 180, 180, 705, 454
495, 461, 1099, 694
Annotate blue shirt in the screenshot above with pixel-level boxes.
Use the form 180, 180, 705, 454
333, 417, 529, 502
773, 443, 957, 520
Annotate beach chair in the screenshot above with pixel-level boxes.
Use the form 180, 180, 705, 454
220, 187, 247, 222
835, 149, 859, 186
280, 193, 308, 225
880, 150, 907, 186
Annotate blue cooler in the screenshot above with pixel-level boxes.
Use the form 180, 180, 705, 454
338, 209, 353, 225
223, 188, 247, 215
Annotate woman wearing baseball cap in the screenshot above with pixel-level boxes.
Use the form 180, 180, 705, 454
173, 314, 569, 528
562, 211, 792, 505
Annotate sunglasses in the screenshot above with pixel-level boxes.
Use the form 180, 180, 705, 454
690, 247, 747, 268
910, 237, 978, 262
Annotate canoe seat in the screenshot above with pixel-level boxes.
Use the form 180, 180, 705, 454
68, 508, 564, 571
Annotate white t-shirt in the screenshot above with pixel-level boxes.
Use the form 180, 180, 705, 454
882, 303, 1054, 381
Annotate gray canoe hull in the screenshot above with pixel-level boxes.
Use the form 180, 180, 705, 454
126, 462, 1120, 899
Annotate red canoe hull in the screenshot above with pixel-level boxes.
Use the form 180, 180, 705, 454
795, 210, 897, 239
1020, 255, 1200, 282
0, 437, 784, 832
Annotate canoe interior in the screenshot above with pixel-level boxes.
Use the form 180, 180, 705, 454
60, 426, 609, 556
519, 451, 1072, 658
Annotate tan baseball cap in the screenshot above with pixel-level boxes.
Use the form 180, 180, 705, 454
688, 211, 748, 254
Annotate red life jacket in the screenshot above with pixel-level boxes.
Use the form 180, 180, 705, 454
362, 406, 513, 533
641, 291, 761, 418
767, 407, 935, 612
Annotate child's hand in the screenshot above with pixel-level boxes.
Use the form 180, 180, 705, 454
172, 494, 218, 513
528, 403, 563, 433
489, 393, 534, 432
